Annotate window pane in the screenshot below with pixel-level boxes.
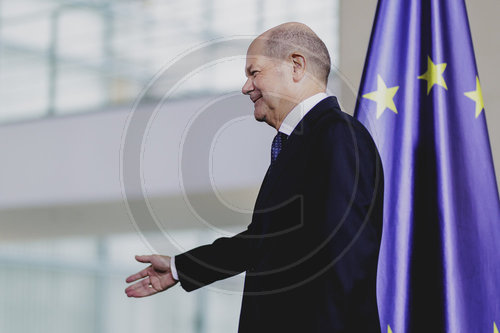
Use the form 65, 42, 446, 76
0, 0, 339, 124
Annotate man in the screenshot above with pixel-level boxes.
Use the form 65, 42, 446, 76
126, 22, 384, 332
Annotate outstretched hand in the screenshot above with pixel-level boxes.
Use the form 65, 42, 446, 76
125, 255, 178, 298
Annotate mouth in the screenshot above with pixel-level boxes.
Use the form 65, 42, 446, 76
251, 96, 262, 104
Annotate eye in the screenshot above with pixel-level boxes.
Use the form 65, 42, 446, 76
251, 70, 259, 77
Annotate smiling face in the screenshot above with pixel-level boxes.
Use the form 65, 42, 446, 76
241, 39, 296, 130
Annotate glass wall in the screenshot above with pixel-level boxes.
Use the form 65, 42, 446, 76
0, 1, 340, 332
0, 0, 339, 123
0, 230, 245, 333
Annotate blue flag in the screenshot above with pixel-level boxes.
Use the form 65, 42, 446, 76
354, 1, 500, 332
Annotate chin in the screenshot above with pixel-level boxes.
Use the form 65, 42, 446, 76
254, 115, 266, 122
254, 109, 266, 122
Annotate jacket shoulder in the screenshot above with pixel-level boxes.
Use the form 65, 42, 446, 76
306, 97, 378, 150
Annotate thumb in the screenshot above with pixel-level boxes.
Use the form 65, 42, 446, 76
135, 255, 153, 263
150, 255, 171, 271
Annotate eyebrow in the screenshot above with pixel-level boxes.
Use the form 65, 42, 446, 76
245, 64, 254, 77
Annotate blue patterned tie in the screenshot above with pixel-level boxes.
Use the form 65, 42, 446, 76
271, 132, 288, 164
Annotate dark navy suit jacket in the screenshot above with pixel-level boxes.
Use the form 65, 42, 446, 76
175, 96, 384, 332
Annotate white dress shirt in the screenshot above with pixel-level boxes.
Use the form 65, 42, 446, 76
171, 256, 179, 280
278, 92, 329, 135
170, 92, 329, 281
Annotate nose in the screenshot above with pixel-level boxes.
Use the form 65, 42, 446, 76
241, 77, 253, 95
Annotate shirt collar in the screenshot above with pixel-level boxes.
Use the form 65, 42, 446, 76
278, 92, 329, 136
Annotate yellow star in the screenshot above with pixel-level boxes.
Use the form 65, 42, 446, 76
362, 75, 399, 119
418, 56, 448, 95
464, 76, 485, 118
388, 325, 393, 333
494, 322, 498, 333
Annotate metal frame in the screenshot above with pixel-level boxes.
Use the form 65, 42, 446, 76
0, 0, 271, 123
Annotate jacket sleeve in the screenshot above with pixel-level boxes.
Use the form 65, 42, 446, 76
174, 224, 258, 292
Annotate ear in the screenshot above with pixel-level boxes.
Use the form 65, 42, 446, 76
290, 53, 306, 82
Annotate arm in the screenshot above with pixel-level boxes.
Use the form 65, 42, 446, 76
174, 227, 257, 291
310, 119, 383, 266
125, 225, 257, 296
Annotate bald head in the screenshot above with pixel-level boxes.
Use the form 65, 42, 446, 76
250, 22, 331, 86
242, 23, 331, 129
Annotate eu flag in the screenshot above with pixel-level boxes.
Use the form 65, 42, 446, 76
354, 1, 500, 332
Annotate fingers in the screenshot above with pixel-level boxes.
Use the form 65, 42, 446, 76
125, 275, 177, 298
125, 255, 155, 283
125, 254, 176, 298
125, 277, 158, 298
125, 266, 150, 283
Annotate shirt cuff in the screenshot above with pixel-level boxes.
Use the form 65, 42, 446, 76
170, 256, 179, 281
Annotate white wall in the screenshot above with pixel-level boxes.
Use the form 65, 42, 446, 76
0, 96, 274, 240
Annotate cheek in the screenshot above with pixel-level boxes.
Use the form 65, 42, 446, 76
254, 77, 275, 99
253, 76, 264, 91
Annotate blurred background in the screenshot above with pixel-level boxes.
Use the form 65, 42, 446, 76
0, 0, 498, 332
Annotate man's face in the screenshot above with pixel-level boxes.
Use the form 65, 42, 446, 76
242, 41, 293, 129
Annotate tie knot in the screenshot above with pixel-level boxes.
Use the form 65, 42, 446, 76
271, 132, 288, 164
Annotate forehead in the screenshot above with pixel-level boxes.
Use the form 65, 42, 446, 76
246, 40, 265, 62
244, 39, 278, 73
